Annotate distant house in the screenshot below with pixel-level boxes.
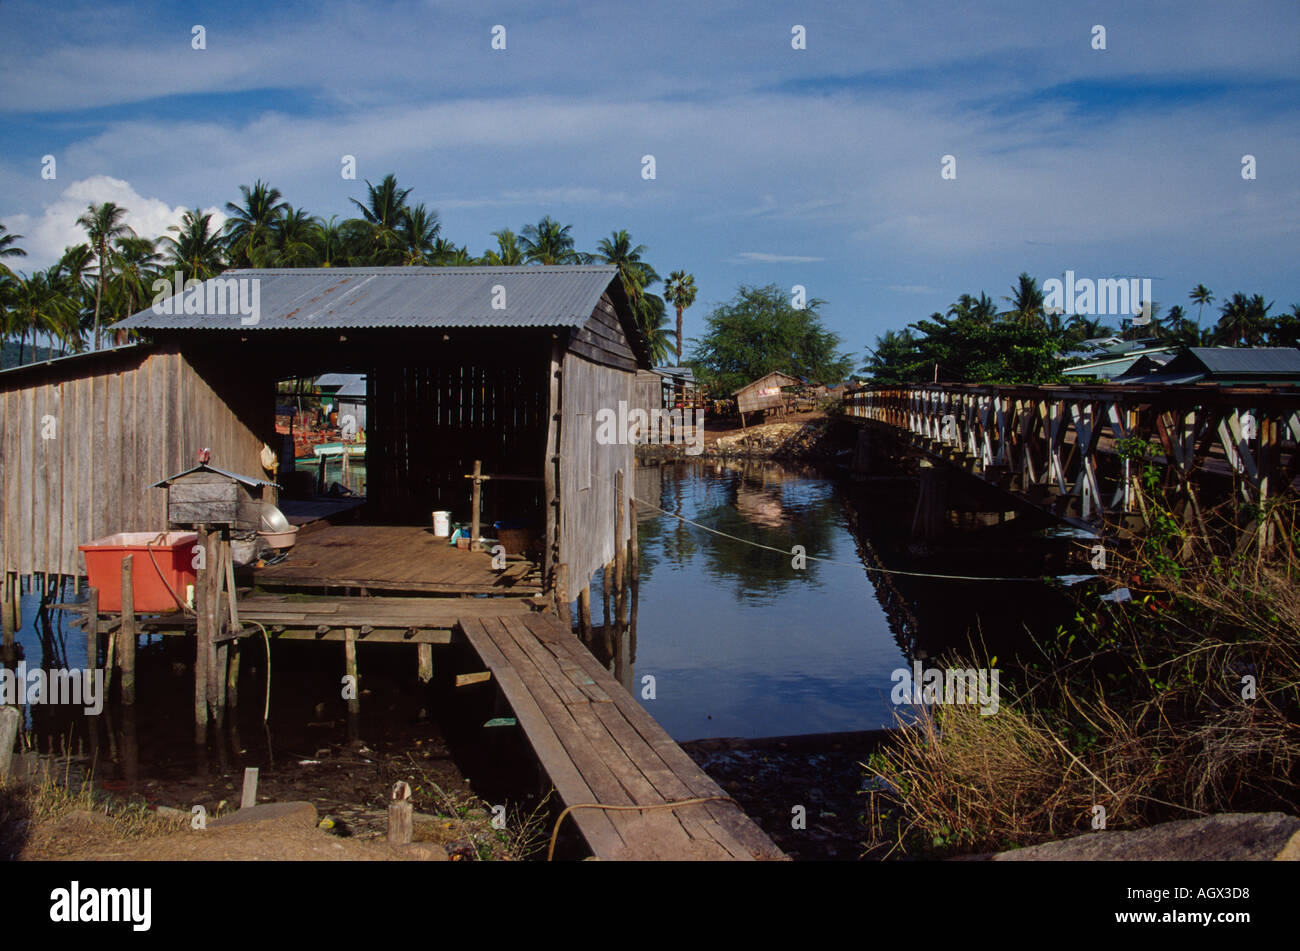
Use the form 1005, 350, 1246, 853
1112, 347, 1300, 385
1062, 338, 1177, 381
733, 370, 800, 427
315, 372, 367, 432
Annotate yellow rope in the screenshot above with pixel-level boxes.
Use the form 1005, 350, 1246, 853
546, 795, 739, 861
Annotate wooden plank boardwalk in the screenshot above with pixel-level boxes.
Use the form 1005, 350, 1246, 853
457, 613, 786, 861
251, 524, 540, 595
65, 594, 542, 644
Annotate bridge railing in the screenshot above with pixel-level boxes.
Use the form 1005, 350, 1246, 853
842, 382, 1300, 526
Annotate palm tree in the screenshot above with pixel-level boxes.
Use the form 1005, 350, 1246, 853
596, 230, 659, 293
1003, 272, 1045, 329
9, 270, 77, 364
519, 216, 587, 265
432, 241, 474, 266
1066, 314, 1114, 344
1188, 284, 1214, 334
162, 209, 225, 283
0, 223, 27, 279
1215, 293, 1252, 347
398, 204, 441, 264
481, 229, 525, 265
635, 291, 675, 364
76, 202, 134, 349
349, 174, 413, 265
312, 216, 347, 267
270, 206, 321, 266
948, 292, 998, 326
53, 243, 96, 348
663, 270, 697, 366
224, 180, 287, 267
108, 235, 163, 338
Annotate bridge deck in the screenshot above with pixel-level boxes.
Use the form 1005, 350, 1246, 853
457, 613, 786, 861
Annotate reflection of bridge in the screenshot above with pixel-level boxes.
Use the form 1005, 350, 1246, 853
842, 383, 1300, 539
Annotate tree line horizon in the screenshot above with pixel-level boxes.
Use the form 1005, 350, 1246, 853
1, 175, 1295, 395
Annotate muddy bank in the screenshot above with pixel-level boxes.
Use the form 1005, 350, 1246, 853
682, 729, 897, 861
636, 414, 841, 463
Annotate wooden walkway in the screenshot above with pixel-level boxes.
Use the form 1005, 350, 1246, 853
458, 613, 786, 861
251, 524, 540, 595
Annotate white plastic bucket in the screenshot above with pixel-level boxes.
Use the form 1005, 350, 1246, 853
432, 511, 451, 537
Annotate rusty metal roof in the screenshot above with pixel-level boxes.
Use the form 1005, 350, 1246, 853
114, 266, 624, 332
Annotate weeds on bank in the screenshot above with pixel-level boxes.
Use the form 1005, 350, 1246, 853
404, 755, 551, 860
865, 441, 1300, 857
0, 754, 186, 859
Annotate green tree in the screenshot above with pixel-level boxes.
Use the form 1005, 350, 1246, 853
664, 270, 697, 365
1188, 284, 1214, 334
224, 180, 287, 267
0, 223, 27, 279
481, 228, 525, 265
861, 328, 918, 384
76, 201, 134, 349
691, 284, 852, 393
312, 215, 346, 267
349, 174, 414, 265
398, 204, 441, 264
107, 235, 163, 335
1003, 272, 1045, 329
9, 270, 77, 364
162, 209, 226, 283
519, 216, 587, 265
269, 206, 321, 266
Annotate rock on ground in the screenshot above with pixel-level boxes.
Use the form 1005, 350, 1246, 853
990, 812, 1300, 861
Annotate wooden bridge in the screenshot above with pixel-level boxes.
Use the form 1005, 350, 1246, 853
841, 382, 1300, 537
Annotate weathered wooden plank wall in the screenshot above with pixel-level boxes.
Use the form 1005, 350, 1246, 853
0, 346, 267, 579
559, 351, 634, 590
368, 349, 548, 522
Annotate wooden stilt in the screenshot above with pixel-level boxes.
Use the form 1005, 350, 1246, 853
1, 572, 16, 670
226, 638, 241, 709
194, 529, 211, 744
417, 643, 433, 683
554, 562, 568, 619
578, 585, 592, 643
85, 586, 99, 672
119, 555, 136, 706
344, 627, 360, 715
207, 533, 224, 726
601, 564, 613, 656
614, 469, 626, 643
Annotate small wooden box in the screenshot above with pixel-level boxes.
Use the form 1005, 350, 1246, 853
154, 464, 267, 531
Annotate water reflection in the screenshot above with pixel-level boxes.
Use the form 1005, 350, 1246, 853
588, 459, 1075, 741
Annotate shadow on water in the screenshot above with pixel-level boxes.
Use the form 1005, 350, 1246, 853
597, 457, 1081, 742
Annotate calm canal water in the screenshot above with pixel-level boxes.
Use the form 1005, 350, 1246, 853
615, 458, 1076, 741
11, 457, 1076, 754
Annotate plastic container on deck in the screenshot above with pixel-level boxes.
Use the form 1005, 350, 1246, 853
79, 532, 198, 613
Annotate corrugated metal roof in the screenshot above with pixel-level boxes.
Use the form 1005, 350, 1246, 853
114, 266, 623, 332
1186, 347, 1300, 375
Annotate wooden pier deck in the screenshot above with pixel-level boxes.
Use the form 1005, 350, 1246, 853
457, 613, 786, 861
250, 524, 540, 596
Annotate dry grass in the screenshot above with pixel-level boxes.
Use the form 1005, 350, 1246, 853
1, 759, 187, 860
865, 491, 1300, 857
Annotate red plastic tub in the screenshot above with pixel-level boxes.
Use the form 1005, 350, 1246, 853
79, 532, 198, 613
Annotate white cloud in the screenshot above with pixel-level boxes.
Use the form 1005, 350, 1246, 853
4, 176, 225, 270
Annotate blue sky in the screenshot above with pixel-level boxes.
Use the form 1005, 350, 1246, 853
2, 0, 1297, 362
